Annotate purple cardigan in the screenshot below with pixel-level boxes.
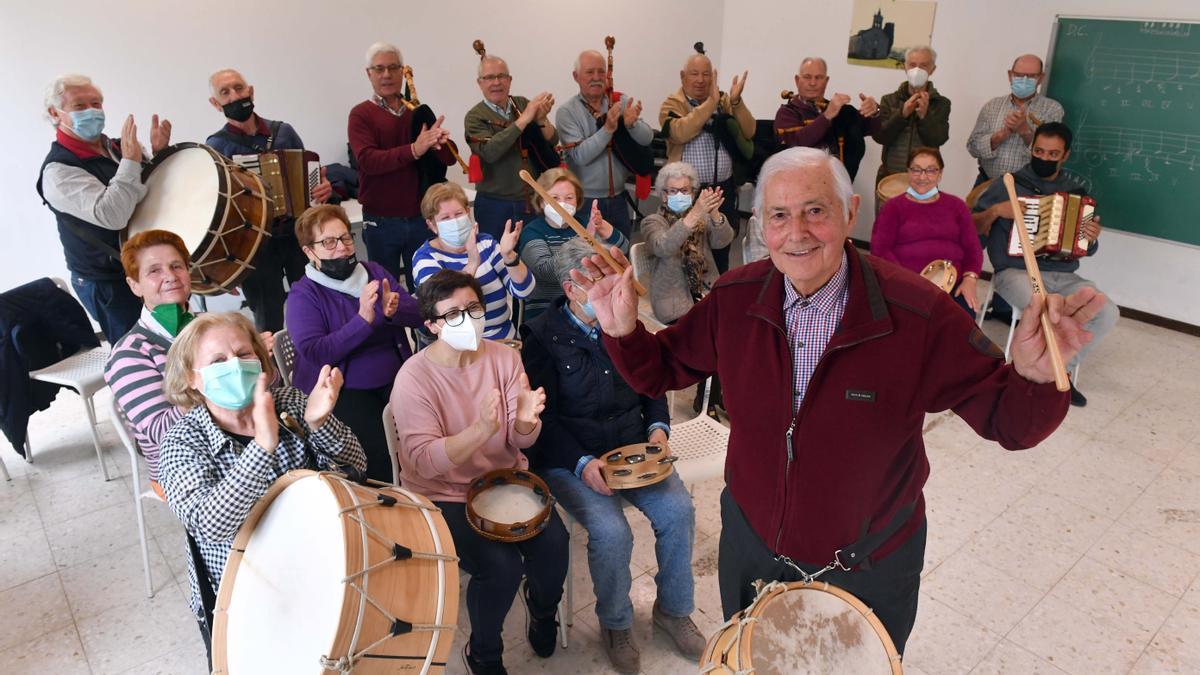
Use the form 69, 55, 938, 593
870, 193, 983, 278
284, 261, 421, 393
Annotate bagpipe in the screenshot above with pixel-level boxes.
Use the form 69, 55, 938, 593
398, 63, 469, 195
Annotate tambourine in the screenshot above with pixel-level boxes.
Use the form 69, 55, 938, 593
465, 468, 555, 542
920, 259, 957, 293
600, 442, 677, 489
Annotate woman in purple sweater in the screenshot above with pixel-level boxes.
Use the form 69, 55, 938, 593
285, 204, 422, 481
870, 147, 983, 317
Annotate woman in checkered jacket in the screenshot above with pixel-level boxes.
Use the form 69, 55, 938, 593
156, 311, 365, 661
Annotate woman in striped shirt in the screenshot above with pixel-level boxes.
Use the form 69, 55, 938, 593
412, 182, 534, 340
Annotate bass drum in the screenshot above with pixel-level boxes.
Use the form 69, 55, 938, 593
125, 143, 271, 295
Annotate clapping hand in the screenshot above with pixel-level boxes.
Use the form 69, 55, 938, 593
825, 93, 851, 119
586, 201, 613, 239
414, 116, 451, 156
149, 114, 172, 154
359, 280, 380, 324
514, 373, 546, 427
475, 389, 503, 439
622, 98, 642, 128
464, 228, 482, 274
603, 101, 621, 133
251, 374, 278, 452
120, 115, 143, 162
304, 365, 343, 430
729, 70, 748, 103
381, 278, 400, 318
498, 219, 523, 261
858, 93, 879, 118
700, 186, 724, 218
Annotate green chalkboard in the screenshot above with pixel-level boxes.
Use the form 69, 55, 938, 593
1046, 16, 1200, 246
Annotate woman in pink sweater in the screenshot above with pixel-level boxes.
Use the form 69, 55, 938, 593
391, 269, 567, 675
870, 147, 983, 317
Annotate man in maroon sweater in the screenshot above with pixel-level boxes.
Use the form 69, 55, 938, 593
572, 147, 1107, 655
349, 41, 454, 290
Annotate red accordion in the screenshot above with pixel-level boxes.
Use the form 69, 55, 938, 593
1007, 192, 1095, 261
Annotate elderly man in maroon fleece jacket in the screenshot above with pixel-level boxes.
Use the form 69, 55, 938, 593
572, 146, 1107, 656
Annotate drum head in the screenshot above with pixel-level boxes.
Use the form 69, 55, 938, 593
127, 146, 221, 251
751, 585, 898, 674
472, 483, 545, 523
875, 173, 910, 202
224, 475, 345, 674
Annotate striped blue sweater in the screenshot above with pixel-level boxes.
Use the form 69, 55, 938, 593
412, 234, 535, 340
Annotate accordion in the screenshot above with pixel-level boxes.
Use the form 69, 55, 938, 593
1007, 192, 1095, 261
231, 149, 320, 220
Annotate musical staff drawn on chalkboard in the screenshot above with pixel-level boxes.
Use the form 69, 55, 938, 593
1085, 46, 1200, 88
1073, 125, 1200, 172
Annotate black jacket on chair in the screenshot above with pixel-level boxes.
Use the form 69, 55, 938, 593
0, 278, 101, 452
519, 297, 669, 472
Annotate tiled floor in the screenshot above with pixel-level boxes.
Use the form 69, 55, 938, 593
1, 307, 1198, 674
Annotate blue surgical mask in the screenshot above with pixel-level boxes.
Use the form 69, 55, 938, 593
437, 215, 473, 248
197, 358, 262, 410
579, 298, 596, 320
906, 185, 939, 200
666, 193, 693, 214
66, 108, 105, 142
1010, 76, 1037, 99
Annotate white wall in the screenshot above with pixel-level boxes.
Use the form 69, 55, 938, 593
718, 1, 1200, 326
5, 0, 1198, 326
0, 0, 721, 303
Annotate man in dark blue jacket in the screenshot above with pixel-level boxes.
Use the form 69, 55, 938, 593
520, 237, 702, 674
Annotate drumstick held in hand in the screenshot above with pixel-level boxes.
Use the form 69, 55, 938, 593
1003, 173, 1070, 392
518, 169, 646, 296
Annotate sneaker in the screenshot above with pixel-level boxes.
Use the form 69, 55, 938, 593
1070, 383, 1088, 407
462, 643, 507, 675
521, 580, 558, 658
600, 626, 641, 674
652, 602, 706, 661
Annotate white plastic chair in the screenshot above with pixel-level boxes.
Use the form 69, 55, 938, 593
272, 328, 296, 387
25, 343, 112, 480
108, 396, 163, 597
382, 401, 569, 648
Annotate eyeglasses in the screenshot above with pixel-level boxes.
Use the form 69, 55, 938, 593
367, 64, 404, 75
435, 302, 486, 326
907, 167, 942, 177
313, 234, 354, 250
664, 187, 693, 196
479, 73, 512, 83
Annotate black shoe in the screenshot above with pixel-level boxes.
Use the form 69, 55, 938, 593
1070, 383, 1088, 407
522, 580, 559, 658
462, 643, 507, 675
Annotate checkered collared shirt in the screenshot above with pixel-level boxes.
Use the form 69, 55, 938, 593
783, 251, 850, 414
158, 386, 366, 616
681, 97, 733, 185
373, 93, 408, 118
966, 93, 1064, 179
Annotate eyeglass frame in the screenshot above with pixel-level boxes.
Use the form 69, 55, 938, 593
663, 186, 694, 196
478, 73, 512, 83
907, 167, 942, 177
310, 234, 355, 251
433, 302, 486, 327
366, 64, 404, 75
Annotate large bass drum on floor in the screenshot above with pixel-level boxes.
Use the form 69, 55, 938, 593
125, 142, 271, 295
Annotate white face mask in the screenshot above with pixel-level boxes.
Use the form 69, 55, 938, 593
906, 67, 929, 89
439, 315, 485, 352
543, 201, 576, 228
437, 215, 473, 248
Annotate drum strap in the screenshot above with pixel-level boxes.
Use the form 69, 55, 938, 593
210, 120, 279, 154
186, 532, 219, 631
776, 500, 917, 581
62, 219, 121, 261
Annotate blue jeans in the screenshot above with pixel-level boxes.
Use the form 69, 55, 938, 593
361, 214, 430, 292
71, 275, 141, 343
473, 192, 536, 242
579, 195, 633, 240
543, 467, 695, 629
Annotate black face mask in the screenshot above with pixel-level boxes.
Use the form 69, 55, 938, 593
318, 254, 358, 281
1029, 155, 1061, 178
222, 96, 255, 122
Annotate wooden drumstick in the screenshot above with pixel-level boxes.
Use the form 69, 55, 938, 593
517, 169, 646, 296
1002, 173, 1070, 392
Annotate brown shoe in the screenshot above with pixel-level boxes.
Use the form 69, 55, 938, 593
652, 603, 706, 661
600, 626, 641, 674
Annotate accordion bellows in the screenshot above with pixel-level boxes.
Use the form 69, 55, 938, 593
232, 149, 320, 220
